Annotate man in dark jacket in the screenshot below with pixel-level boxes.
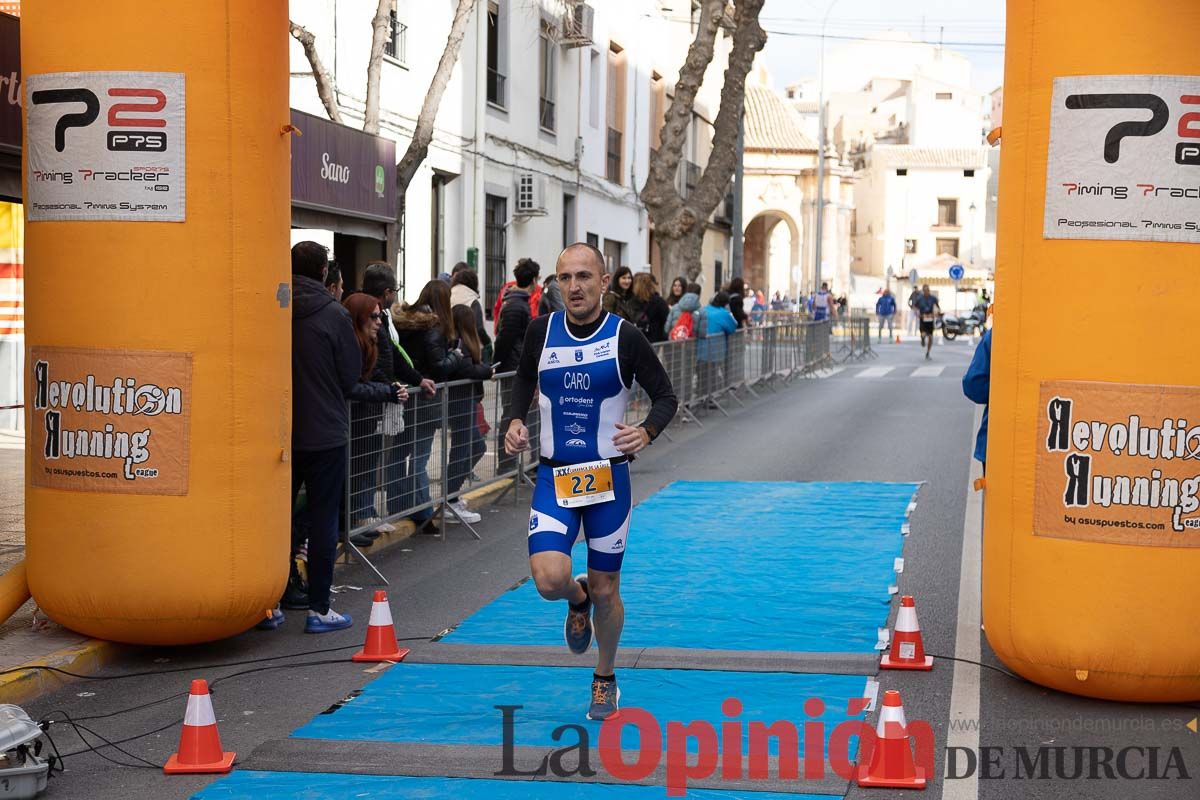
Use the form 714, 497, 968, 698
288, 241, 374, 634
493, 258, 539, 372
493, 259, 539, 472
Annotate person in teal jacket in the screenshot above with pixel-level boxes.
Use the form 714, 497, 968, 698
696, 292, 738, 397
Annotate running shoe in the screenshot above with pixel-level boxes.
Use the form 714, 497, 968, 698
255, 607, 285, 631
305, 608, 353, 634
587, 674, 621, 720
564, 574, 593, 654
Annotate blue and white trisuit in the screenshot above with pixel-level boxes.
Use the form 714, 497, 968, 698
528, 312, 632, 572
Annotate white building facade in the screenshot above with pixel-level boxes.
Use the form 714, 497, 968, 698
813, 34, 995, 305
288, 0, 475, 301
289, 1, 734, 313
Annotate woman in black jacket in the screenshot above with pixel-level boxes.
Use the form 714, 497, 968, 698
631, 272, 670, 344
392, 280, 466, 531
446, 304, 495, 523
604, 266, 634, 319
343, 294, 407, 544
727, 276, 748, 329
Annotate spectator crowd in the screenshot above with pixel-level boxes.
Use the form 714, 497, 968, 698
283, 242, 796, 633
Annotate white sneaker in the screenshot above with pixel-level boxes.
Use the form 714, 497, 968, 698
446, 500, 481, 524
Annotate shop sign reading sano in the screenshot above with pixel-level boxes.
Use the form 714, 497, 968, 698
1036, 380, 1200, 547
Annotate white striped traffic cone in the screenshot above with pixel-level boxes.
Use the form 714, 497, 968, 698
352, 590, 410, 662
856, 689, 927, 789
163, 679, 235, 774
880, 595, 934, 670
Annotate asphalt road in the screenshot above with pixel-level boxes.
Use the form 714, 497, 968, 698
19, 335, 1200, 800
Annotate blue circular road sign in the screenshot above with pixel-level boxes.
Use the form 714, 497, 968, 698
948, 264, 965, 281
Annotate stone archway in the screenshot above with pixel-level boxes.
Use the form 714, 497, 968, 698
742, 210, 800, 300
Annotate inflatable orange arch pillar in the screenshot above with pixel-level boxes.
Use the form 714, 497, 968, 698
986, 0, 1200, 701
21, 1, 291, 644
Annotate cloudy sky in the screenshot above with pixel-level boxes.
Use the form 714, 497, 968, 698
756, 0, 1007, 92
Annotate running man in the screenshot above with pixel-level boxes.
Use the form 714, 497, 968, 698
915, 284, 942, 360
504, 243, 678, 720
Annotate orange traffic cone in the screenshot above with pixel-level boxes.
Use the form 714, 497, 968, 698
352, 590, 410, 662
880, 595, 934, 670
857, 689, 927, 789
163, 679, 235, 774
895, 334, 901, 344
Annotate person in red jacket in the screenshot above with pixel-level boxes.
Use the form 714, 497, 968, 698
492, 257, 542, 321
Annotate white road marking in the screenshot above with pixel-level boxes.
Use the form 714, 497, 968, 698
942, 407, 983, 800
855, 366, 894, 378
912, 365, 945, 378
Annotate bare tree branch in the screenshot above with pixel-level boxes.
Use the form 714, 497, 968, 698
641, 0, 768, 282
688, 0, 766, 215
641, 0, 724, 229
364, 0, 391, 135
289, 20, 343, 125
395, 0, 477, 193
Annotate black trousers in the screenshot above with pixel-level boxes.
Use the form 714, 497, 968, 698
291, 445, 347, 614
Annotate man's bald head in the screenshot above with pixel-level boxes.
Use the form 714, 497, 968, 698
555, 242, 610, 324
558, 242, 606, 273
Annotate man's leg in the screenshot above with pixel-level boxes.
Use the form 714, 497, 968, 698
530, 551, 587, 604
302, 445, 348, 618
588, 569, 623, 676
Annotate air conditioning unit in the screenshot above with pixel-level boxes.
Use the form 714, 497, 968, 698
515, 172, 547, 216
561, 2, 594, 48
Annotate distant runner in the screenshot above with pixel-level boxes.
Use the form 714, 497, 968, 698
503, 243, 678, 720
811, 281, 834, 322
915, 284, 942, 360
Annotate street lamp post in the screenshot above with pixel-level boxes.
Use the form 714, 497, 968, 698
813, 0, 841, 293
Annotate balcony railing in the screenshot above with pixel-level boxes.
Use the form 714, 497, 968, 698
539, 97, 556, 132
487, 68, 506, 107
606, 127, 623, 184
384, 14, 407, 63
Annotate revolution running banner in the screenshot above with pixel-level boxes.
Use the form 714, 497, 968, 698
1035, 379, 1200, 547
29, 346, 191, 495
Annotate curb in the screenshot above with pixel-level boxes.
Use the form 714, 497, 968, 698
0, 637, 126, 706
349, 473, 525, 557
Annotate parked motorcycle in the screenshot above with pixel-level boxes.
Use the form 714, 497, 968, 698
941, 304, 987, 340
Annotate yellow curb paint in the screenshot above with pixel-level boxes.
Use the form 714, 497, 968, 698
0, 638, 126, 706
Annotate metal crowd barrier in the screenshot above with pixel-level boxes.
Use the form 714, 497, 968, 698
334, 319, 832, 581
832, 314, 876, 363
